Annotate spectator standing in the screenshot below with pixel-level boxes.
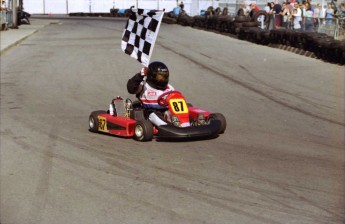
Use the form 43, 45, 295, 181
291, 4, 302, 30
336, 2, 345, 16
325, 2, 334, 25
222, 7, 229, 15
249, 2, 260, 18
264, 2, 272, 13
280, 2, 291, 28
320, 4, 326, 18
304, 2, 314, 13
298, 3, 305, 29
300, 3, 306, 16
0, 0, 7, 31
313, 3, 322, 18
267, 2, 275, 29
179, 1, 184, 11
206, 6, 215, 15
173, 3, 181, 17
268, 2, 275, 13
272, 1, 283, 28
171, 1, 185, 17
313, 3, 322, 29
250, 2, 260, 12
214, 7, 222, 15
1, 0, 7, 11
304, 4, 314, 31
242, 3, 251, 16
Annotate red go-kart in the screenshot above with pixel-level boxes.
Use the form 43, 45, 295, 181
89, 91, 226, 141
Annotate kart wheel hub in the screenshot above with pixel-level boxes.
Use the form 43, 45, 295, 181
89, 117, 95, 129
135, 125, 143, 137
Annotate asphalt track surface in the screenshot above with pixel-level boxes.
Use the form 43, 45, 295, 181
1, 17, 344, 224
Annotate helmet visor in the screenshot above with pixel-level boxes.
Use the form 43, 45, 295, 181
155, 71, 169, 82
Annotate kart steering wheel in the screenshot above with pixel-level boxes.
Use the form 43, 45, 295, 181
157, 91, 182, 106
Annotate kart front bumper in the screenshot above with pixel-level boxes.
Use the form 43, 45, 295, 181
155, 120, 221, 140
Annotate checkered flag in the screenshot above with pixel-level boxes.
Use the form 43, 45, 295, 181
121, 8, 164, 67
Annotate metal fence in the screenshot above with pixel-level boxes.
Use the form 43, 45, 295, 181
268, 14, 344, 40
0, 10, 14, 30
0, 11, 6, 30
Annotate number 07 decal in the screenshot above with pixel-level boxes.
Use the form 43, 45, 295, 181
169, 99, 188, 114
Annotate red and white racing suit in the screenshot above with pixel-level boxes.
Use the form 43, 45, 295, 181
139, 82, 175, 126
139, 82, 174, 110
126, 73, 174, 126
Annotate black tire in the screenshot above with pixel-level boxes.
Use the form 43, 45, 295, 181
235, 15, 250, 23
163, 17, 177, 24
237, 8, 245, 16
89, 110, 106, 133
253, 10, 269, 24
249, 10, 256, 19
208, 113, 227, 134
133, 120, 153, 141
242, 21, 259, 27
220, 21, 227, 32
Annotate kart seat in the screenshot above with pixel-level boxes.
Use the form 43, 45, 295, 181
132, 100, 142, 109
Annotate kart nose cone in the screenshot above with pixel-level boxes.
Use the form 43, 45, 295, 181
156, 119, 221, 140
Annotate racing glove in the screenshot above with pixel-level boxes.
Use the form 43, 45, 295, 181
140, 67, 148, 76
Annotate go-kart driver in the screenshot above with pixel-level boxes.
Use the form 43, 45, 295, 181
126, 61, 176, 126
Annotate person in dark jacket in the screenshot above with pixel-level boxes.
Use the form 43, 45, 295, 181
272, 2, 283, 27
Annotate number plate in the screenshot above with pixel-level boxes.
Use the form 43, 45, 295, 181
98, 116, 108, 132
169, 99, 188, 114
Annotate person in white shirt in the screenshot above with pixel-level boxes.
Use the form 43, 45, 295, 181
291, 6, 302, 30
1, 0, 7, 11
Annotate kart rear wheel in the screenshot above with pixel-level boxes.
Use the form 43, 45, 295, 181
133, 120, 153, 141
89, 110, 106, 133
208, 113, 227, 134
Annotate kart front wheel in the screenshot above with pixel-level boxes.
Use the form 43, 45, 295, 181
208, 113, 227, 134
133, 120, 153, 141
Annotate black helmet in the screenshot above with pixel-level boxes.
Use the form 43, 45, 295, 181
146, 61, 169, 90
